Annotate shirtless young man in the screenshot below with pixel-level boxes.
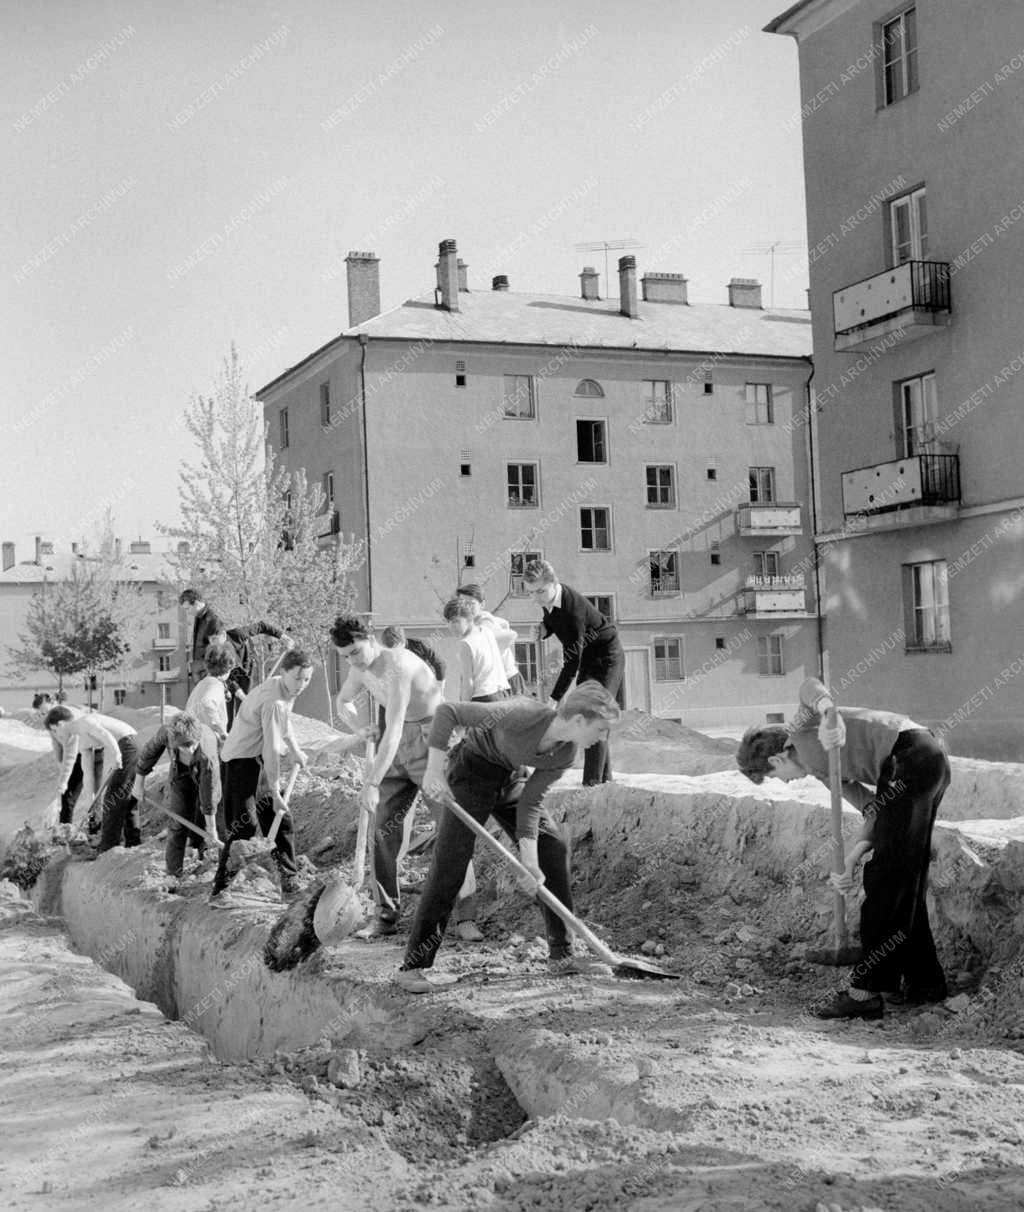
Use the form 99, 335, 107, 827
331, 614, 443, 937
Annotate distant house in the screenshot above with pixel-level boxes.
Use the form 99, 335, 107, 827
0, 537, 187, 713
256, 239, 818, 730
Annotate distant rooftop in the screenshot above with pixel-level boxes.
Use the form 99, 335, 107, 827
0, 549, 176, 585
258, 289, 811, 396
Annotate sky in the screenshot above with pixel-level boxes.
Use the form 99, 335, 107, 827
3, 0, 808, 555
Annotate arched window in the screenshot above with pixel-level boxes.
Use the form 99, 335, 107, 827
574, 379, 604, 398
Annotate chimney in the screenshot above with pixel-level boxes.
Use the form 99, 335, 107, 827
728, 278, 763, 309
579, 266, 600, 300
345, 251, 381, 328
129, 540, 151, 555
437, 238, 459, 313
491, 275, 509, 291
1, 542, 13, 572
115, 538, 122, 558
642, 271, 688, 305
34, 536, 42, 564
457, 258, 469, 292
618, 255, 639, 319
39, 541, 54, 556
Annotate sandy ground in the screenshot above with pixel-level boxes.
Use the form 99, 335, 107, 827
3, 712, 1024, 1209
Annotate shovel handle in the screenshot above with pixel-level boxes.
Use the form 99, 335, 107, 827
266, 766, 300, 846
440, 794, 620, 967
825, 705, 850, 950
353, 736, 375, 888
144, 794, 216, 847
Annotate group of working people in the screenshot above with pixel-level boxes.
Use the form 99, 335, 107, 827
37, 556, 950, 1017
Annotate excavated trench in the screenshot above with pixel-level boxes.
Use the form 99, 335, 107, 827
23, 770, 1024, 1164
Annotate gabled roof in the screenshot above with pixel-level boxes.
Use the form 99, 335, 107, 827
257, 289, 812, 395
0, 552, 174, 586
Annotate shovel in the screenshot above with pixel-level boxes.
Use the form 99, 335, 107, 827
440, 794, 678, 981
265, 767, 300, 845
143, 794, 217, 847
352, 736, 375, 889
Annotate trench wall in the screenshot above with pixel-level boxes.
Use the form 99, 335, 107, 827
37, 777, 1024, 1067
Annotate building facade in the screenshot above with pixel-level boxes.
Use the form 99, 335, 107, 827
0, 538, 188, 714
769, 0, 1024, 758
258, 241, 817, 729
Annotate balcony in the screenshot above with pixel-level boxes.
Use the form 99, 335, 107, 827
842, 452, 960, 532
833, 260, 951, 353
152, 636, 177, 651
739, 574, 808, 617
153, 667, 181, 682
735, 502, 802, 537
650, 576, 680, 596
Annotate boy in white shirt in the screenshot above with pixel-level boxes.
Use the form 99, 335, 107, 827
45, 707, 140, 850
443, 597, 510, 703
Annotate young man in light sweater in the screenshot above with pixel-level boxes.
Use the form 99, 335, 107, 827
45, 707, 140, 850
737, 677, 951, 1020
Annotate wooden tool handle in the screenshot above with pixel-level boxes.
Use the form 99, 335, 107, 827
825, 704, 850, 949
266, 766, 300, 845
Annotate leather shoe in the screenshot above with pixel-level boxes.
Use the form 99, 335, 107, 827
354, 918, 399, 939
814, 990, 884, 1020
804, 946, 864, 967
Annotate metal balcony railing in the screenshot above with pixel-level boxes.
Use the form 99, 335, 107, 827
744, 573, 806, 590
650, 576, 680, 595
842, 452, 961, 518
833, 260, 951, 347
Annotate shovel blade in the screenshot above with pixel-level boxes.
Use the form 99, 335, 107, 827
611, 957, 680, 981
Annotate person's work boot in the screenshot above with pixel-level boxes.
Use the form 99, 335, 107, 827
804, 946, 864, 967
455, 920, 484, 942
394, 968, 459, 994
279, 873, 299, 898
354, 917, 399, 939
547, 954, 614, 978
814, 989, 884, 1020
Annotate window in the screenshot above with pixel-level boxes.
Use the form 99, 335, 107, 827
455, 359, 467, 387
703, 371, 714, 395
897, 372, 937, 455
514, 640, 539, 688
460, 447, 471, 476
710, 541, 721, 566
890, 187, 928, 264
706, 466, 717, 481
157, 622, 171, 639
757, 635, 784, 677
576, 419, 607, 462
322, 471, 335, 509
904, 559, 951, 650
645, 464, 675, 508
507, 462, 539, 507
642, 380, 672, 424
649, 550, 679, 595
503, 375, 535, 418
320, 383, 331, 427
584, 594, 614, 620
749, 467, 776, 503
753, 551, 781, 579
510, 550, 542, 595
157, 654, 172, 673
279, 407, 289, 449
574, 379, 604, 398
744, 383, 773, 425
114, 688, 127, 706
580, 507, 611, 551
654, 637, 684, 681
715, 637, 726, 650
460, 462, 471, 477
463, 553, 476, 569
882, 6, 918, 106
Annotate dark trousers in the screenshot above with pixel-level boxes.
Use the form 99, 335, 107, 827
59, 752, 100, 825
98, 737, 140, 852
164, 772, 207, 876
212, 757, 296, 891
851, 730, 950, 995
372, 721, 431, 924
402, 747, 574, 971
579, 643, 625, 785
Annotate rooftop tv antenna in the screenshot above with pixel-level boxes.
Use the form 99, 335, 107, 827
574, 239, 642, 299
743, 240, 805, 308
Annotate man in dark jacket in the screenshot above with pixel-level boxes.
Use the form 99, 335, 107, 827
522, 559, 623, 785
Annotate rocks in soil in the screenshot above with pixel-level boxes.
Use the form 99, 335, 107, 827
327, 1049, 361, 1089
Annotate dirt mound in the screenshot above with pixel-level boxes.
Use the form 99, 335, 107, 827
0, 718, 53, 774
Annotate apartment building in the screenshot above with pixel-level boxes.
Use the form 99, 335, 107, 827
257, 240, 816, 728
0, 538, 187, 713
768, 0, 1024, 757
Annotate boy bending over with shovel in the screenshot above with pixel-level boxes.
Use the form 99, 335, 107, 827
210, 649, 312, 900
736, 677, 950, 1019
395, 681, 621, 993
45, 707, 139, 851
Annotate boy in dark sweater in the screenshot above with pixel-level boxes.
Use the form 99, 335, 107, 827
737, 677, 950, 1019
522, 559, 623, 785
395, 681, 621, 992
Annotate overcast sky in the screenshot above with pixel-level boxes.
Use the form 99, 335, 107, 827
3, 0, 808, 554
